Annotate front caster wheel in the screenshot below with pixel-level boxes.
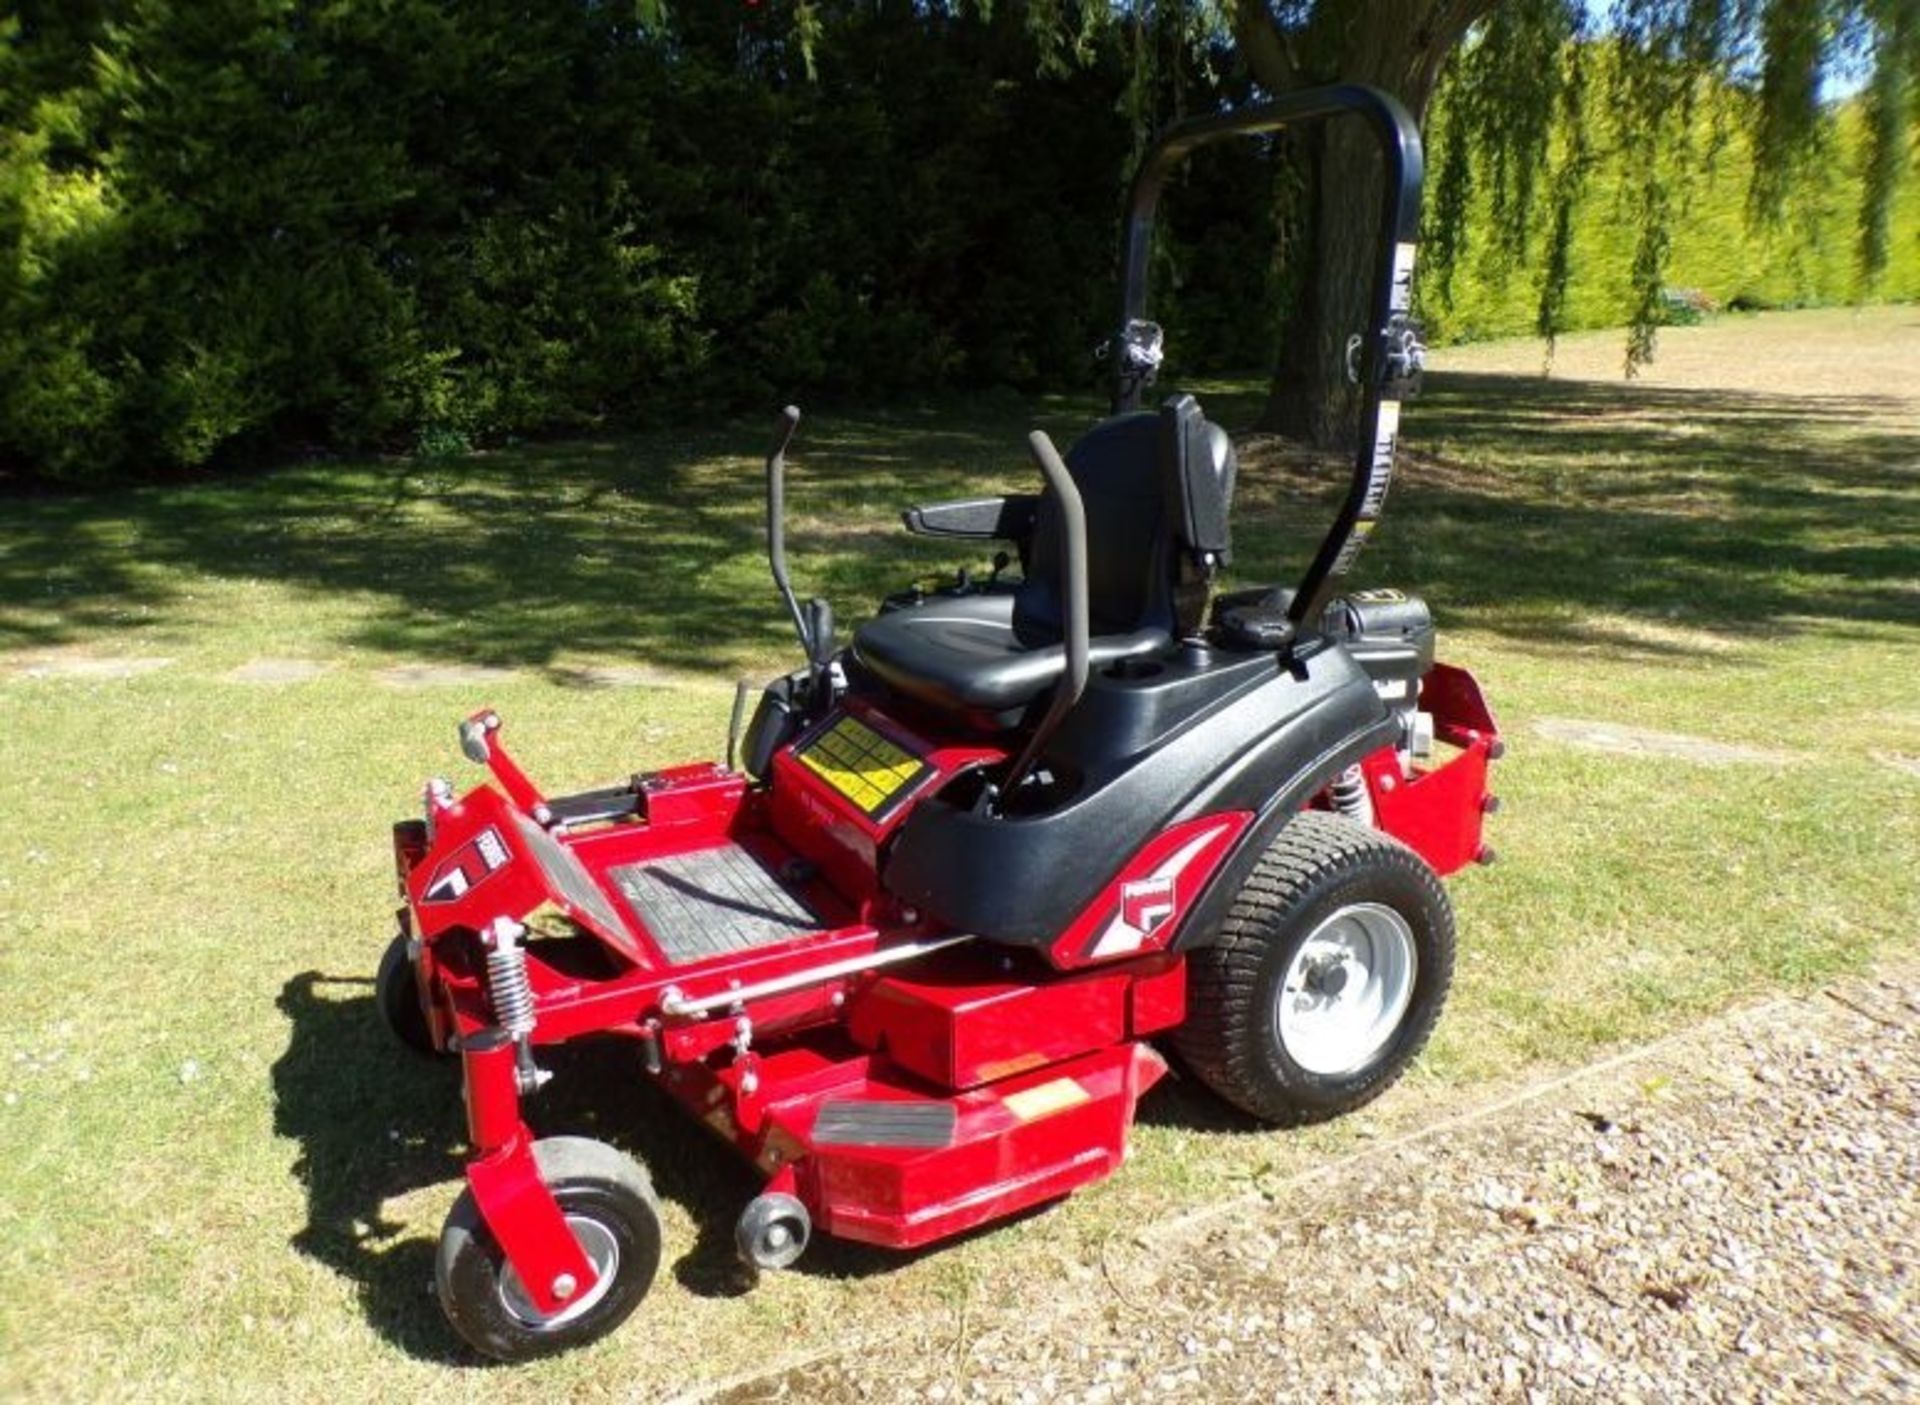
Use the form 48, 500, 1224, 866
1172, 810, 1454, 1126
436, 1137, 663, 1362
375, 934, 438, 1055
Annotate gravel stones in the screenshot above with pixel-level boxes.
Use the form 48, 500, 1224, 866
719, 971, 1918, 1403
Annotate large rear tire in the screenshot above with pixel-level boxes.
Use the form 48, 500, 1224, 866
1172, 811, 1454, 1126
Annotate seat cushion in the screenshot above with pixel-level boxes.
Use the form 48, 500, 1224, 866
853, 594, 1167, 717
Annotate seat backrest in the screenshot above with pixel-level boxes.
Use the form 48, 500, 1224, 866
1013, 396, 1237, 642
1161, 393, 1237, 564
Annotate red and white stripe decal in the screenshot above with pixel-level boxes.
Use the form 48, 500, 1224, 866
1047, 812, 1252, 969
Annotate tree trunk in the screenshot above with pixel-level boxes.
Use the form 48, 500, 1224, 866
1233, 0, 1490, 445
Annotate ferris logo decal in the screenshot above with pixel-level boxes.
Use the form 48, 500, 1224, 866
1119, 877, 1175, 937
422, 827, 511, 903
1086, 823, 1235, 959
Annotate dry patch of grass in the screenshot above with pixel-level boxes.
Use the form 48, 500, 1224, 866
1436, 304, 1920, 415
4, 648, 176, 680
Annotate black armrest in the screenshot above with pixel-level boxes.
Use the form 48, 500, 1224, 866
901, 494, 1038, 542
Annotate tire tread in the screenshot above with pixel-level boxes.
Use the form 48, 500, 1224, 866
1172, 811, 1454, 1126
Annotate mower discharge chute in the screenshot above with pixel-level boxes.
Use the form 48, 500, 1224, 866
373, 84, 1501, 1361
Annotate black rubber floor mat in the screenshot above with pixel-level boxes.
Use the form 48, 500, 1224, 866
811, 1099, 958, 1149
608, 844, 819, 964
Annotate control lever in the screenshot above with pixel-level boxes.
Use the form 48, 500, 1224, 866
764, 405, 818, 664
726, 679, 752, 773
994, 431, 1089, 810
805, 597, 834, 668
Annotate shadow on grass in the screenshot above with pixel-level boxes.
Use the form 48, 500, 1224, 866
271, 970, 931, 1362
1210, 373, 1919, 655
1135, 1064, 1271, 1136
7, 371, 1914, 668
0, 405, 1044, 671
271, 973, 474, 1365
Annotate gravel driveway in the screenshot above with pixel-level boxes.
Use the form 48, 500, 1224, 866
704, 968, 1918, 1403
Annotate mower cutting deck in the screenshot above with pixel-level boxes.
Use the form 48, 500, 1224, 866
372, 84, 1501, 1361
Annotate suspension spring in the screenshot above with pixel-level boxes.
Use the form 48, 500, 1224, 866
1330, 764, 1375, 827
483, 918, 536, 1038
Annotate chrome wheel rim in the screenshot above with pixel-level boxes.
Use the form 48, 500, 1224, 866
498, 1214, 620, 1330
1275, 903, 1418, 1077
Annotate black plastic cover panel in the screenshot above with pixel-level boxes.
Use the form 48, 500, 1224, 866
882, 645, 1390, 945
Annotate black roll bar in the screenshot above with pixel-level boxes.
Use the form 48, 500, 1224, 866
1113, 84, 1426, 629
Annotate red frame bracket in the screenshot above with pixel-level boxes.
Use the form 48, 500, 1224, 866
459, 1029, 594, 1318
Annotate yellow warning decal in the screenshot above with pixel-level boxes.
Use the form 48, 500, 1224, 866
796, 714, 932, 817
1003, 1077, 1090, 1124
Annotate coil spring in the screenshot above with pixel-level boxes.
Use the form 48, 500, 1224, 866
1330, 764, 1375, 827
485, 928, 537, 1037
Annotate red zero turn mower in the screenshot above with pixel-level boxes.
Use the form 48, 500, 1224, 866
377, 85, 1500, 1361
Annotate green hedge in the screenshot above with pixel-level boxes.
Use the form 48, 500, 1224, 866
1, 5, 1912, 482
0, 3, 1164, 481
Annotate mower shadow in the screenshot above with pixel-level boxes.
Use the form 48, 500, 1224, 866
272, 969, 939, 1364
1134, 1065, 1272, 1136
271, 972, 475, 1366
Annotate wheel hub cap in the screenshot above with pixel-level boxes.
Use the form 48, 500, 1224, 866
497, 1215, 619, 1330
1305, 956, 1350, 998
1275, 903, 1417, 1077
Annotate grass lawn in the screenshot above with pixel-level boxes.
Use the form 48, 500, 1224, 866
1, 306, 1915, 1400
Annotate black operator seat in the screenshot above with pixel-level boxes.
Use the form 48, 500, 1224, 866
852, 395, 1237, 724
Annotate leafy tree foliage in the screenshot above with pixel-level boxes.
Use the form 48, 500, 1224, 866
1379, 0, 1920, 368
1425, 47, 1920, 350
1165, 0, 1920, 431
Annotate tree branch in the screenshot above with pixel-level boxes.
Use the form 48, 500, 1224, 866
1408, 0, 1500, 103
1228, 1, 1301, 93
